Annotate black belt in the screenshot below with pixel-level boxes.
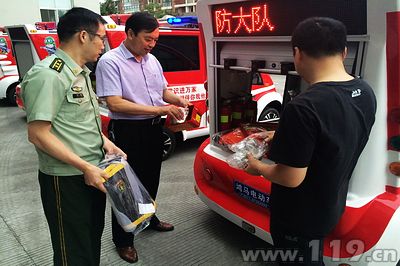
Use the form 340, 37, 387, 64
111, 116, 162, 126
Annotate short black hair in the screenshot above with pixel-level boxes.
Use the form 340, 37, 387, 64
57, 7, 107, 43
291, 17, 347, 58
125, 12, 159, 35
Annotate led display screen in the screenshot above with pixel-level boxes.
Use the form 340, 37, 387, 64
212, 0, 367, 37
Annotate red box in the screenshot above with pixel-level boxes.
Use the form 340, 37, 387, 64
166, 105, 203, 132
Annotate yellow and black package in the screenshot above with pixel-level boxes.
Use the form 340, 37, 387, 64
98, 156, 156, 235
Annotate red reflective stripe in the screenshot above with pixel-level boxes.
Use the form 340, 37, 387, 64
386, 185, 400, 194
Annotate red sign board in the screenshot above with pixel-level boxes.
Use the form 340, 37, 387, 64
211, 0, 367, 37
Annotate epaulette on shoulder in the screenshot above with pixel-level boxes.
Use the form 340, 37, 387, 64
49, 58, 65, 73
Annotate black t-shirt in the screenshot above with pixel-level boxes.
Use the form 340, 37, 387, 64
268, 78, 376, 237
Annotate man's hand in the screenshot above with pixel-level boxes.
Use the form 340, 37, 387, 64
179, 98, 190, 108
244, 154, 262, 176
82, 164, 109, 193
245, 154, 308, 187
163, 89, 189, 108
251, 131, 275, 142
27, 121, 112, 193
159, 105, 185, 121
103, 135, 127, 159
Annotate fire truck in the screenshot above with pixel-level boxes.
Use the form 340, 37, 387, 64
108, 13, 132, 25
101, 15, 209, 160
7, 16, 282, 160
0, 30, 18, 105
194, 0, 400, 265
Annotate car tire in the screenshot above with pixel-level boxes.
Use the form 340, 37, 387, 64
6, 83, 17, 106
162, 127, 176, 161
258, 107, 280, 122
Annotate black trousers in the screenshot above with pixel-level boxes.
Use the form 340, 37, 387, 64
38, 171, 106, 266
109, 119, 163, 247
271, 224, 325, 265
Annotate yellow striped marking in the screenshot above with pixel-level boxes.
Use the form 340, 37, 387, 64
54, 176, 68, 266
101, 163, 125, 182
123, 201, 157, 231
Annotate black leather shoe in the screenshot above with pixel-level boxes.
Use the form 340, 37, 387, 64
116, 246, 138, 263
149, 221, 174, 232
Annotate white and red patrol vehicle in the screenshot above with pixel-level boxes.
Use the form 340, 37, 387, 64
101, 16, 210, 160
0, 30, 18, 105
194, 0, 400, 265
6, 23, 58, 109
7, 16, 282, 160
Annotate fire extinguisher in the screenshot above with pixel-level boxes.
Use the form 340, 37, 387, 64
231, 97, 245, 127
244, 97, 258, 123
219, 100, 232, 131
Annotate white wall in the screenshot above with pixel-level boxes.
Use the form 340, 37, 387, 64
0, 0, 100, 27
0, 0, 41, 26
72, 0, 100, 14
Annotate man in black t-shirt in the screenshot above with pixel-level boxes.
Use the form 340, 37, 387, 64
245, 17, 376, 265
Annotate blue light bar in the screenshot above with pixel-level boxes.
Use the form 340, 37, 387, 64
167, 16, 198, 25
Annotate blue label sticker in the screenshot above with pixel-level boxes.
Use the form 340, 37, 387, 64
234, 180, 270, 208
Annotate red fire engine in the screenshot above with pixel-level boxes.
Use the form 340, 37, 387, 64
0, 30, 18, 105
194, 0, 400, 265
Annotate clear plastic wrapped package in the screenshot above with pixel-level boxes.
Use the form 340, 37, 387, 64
212, 124, 269, 152
212, 127, 246, 152
211, 124, 271, 169
98, 156, 156, 235
226, 135, 268, 169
